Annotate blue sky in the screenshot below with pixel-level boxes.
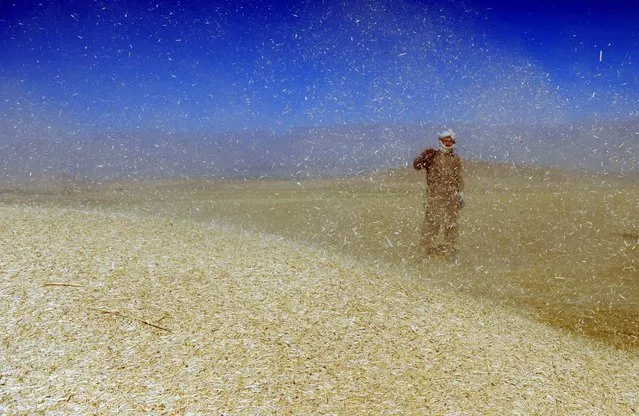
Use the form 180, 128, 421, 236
1, 0, 638, 135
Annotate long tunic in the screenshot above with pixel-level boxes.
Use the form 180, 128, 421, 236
413, 148, 464, 201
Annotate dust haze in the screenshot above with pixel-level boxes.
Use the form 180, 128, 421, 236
1, 0, 637, 347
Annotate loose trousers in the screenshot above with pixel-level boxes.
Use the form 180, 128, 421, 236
421, 196, 460, 253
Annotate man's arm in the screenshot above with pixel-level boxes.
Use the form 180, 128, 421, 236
455, 157, 465, 207
413, 148, 436, 170
455, 157, 464, 191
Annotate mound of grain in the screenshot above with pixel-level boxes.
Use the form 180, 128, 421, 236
1, 205, 637, 415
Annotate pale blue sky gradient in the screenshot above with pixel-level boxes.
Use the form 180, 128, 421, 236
1, 0, 638, 135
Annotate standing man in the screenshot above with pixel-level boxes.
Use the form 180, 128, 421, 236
413, 128, 464, 257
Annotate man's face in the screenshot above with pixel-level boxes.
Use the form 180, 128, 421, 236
440, 136, 455, 148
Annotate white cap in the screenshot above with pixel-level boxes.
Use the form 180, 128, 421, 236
438, 128, 456, 140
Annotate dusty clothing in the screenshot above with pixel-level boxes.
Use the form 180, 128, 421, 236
413, 148, 464, 253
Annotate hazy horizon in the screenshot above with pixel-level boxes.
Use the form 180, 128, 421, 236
0, 118, 637, 184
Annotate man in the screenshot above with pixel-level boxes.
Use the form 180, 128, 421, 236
413, 128, 464, 257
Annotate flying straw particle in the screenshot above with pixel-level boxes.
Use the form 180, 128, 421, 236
599, 50, 603, 62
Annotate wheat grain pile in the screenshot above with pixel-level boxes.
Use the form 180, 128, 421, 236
1, 204, 638, 415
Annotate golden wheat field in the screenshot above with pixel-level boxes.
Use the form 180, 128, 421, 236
1, 161, 638, 414
30, 160, 635, 350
